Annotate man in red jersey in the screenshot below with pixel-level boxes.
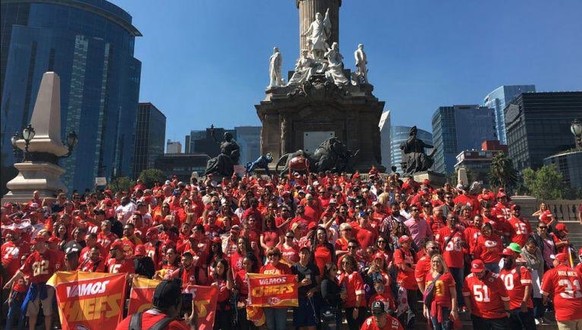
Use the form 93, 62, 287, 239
435, 213, 466, 308
507, 205, 531, 248
3, 235, 61, 330
117, 279, 197, 330
106, 240, 135, 274
499, 248, 536, 330
463, 259, 510, 329
361, 301, 404, 330
1, 229, 30, 278
541, 252, 582, 329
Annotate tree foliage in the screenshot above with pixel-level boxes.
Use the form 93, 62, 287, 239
489, 153, 518, 191
138, 168, 167, 188
108, 176, 134, 193
522, 164, 567, 200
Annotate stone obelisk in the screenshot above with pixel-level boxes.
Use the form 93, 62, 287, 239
3, 72, 69, 202
297, 0, 341, 54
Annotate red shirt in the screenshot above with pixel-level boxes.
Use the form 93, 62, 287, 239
116, 309, 189, 330
435, 227, 465, 268
360, 315, 404, 330
260, 261, 292, 275
414, 256, 432, 286
20, 249, 61, 283
313, 243, 333, 275
462, 272, 509, 319
278, 243, 299, 266
339, 271, 365, 308
540, 264, 582, 321
78, 257, 106, 272
394, 248, 417, 290
508, 216, 531, 247
473, 234, 503, 264
106, 258, 135, 274
499, 266, 534, 310
2, 241, 28, 276
425, 272, 455, 308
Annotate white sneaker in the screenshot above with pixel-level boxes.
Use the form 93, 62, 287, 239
535, 318, 540, 325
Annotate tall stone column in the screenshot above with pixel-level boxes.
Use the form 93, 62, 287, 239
297, 0, 341, 53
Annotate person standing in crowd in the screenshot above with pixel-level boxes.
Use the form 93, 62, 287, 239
521, 237, 547, 325
532, 202, 556, 230
435, 214, 466, 307
532, 221, 558, 271
463, 259, 510, 329
339, 254, 366, 330
499, 248, 536, 330
211, 259, 234, 330
541, 252, 582, 329
473, 223, 503, 273
260, 247, 292, 330
403, 205, 432, 249
320, 262, 343, 329
292, 246, 321, 330
507, 205, 531, 248
393, 235, 418, 329
361, 301, 404, 330
423, 254, 458, 330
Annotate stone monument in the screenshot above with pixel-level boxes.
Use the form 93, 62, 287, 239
256, 0, 385, 171
3, 72, 71, 203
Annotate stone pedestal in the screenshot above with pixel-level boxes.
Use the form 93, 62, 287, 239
3, 162, 67, 202
413, 171, 447, 188
256, 78, 385, 172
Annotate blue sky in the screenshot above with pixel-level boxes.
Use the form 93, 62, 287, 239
110, 0, 582, 141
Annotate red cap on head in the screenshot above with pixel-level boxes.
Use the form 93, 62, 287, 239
307, 222, 318, 231
555, 223, 568, 233
553, 253, 569, 264
134, 244, 146, 256
398, 235, 411, 244
212, 237, 222, 244
48, 237, 60, 244
501, 248, 516, 257
471, 259, 485, 273
496, 191, 507, 198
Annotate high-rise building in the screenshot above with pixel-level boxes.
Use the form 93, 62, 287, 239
235, 126, 261, 166
483, 85, 536, 144
1, 0, 141, 192
184, 127, 235, 157
390, 126, 432, 173
133, 103, 165, 178
166, 140, 182, 154
432, 105, 496, 174
505, 92, 582, 171
378, 111, 391, 170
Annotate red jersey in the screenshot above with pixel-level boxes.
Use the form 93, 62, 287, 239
339, 271, 365, 308
116, 309, 189, 330
473, 234, 503, 264
462, 272, 509, 319
435, 227, 465, 268
97, 231, 118, 249
540, 264, 582, 321
313, 243, 333, 275
278, 243, 299, 266
106, 258, 135, 274
20, 249, 61, 283
360, 315, 404, 330
499, 266, 534, 310
508, 216, 531, 247
234, 269, 250, 300
394, 248, 417, 290
260, 262, 292, 275
425, 272, 455, 309
414, 255, 431, 286
2, 241, 29, 276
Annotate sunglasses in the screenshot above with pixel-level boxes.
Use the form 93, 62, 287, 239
348, 246, 357, 249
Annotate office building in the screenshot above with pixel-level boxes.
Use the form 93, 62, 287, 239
432, 105, 496, 174
378, 111, 391, 170
506, 92, 582, 171
166, 140, 182, 154
1, 0, 141, 192
235, 126, 261, 166
483, 85, 536, 144
155, 154, 210, 183
133, 103, 166, 177
454, 140, 508, 186
391, 126, 432, 174
544, 150, 582, 190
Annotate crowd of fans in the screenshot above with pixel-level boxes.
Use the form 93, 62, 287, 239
2, 169, 582, 330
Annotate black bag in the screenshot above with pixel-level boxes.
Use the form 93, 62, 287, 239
129, 312, 173, 330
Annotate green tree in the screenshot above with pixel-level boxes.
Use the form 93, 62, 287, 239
522, 164, 567, 200
489, 153, 518, 191
138, 168, 167, 188
108, 176, 134, 193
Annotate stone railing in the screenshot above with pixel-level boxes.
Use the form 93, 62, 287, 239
512, 196, 581, 223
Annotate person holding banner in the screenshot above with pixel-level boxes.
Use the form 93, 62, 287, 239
211, 259, 234, 329
339, 254, 367, 330
261, 247, 293, 330
234, 254, 260, 330
117, 279, 198, 330
292, 245, 321, 330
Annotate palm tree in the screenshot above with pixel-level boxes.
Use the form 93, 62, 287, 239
489, 152, 517, 191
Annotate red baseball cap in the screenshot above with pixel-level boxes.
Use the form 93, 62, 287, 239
552, 253, 569, 264
501, 248, 516, 257
555, 223, 568, 233
398, 235, 411, 244
134, 244, 146, 257
471, 259, 485, 273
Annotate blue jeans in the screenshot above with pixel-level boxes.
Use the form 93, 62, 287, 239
449, 267, 464, 308
485, 262, 500, 273
5, 291, 25, 330
264, 307, 288, 330
430, 307, 452, 330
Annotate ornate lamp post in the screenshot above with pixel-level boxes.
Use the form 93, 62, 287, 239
571, 119, 582, 150
10, 131, 20, 157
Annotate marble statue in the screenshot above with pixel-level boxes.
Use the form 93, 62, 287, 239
399, 126, 436, 176
287, 49, 316, 86
302, 9, 331, 60
354, 44, 368, 84
324, 42, 348, 85
268, 47, 284, 88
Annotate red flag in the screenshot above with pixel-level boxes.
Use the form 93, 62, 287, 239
248, 273, 299, 307
128, 277, 160, 314
185, 285, 219, 330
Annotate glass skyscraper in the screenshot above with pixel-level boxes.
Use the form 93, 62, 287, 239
1, 0, 141, 193
133, 103, 166, 178
483, 85, 536, 144
432, 105, 496, 174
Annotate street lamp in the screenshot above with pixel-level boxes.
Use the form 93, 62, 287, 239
22, 124, 35, 160
571, 119, 582, 150
10, 131, 20, 156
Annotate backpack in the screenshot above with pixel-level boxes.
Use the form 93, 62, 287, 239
129, 312, 173, 330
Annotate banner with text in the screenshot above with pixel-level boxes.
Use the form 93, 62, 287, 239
248, 273, 298, 307
128, 277, 161, 314
185, 285, 219, 330
47, 271, 126, 330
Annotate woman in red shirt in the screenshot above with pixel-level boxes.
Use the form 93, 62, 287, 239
233, 255, 259, 330
339, 254, 366, 330
312, 227, 335, 275
211, 259, 234, 330
424, 254, 458, 330
278, 230, 299, 266
260, 215, 280, 253
473, 223, 503, 273
532, 202, 555, 229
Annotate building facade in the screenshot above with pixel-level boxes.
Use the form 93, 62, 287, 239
154, 154, 210, 183
1, 0, 141, 192
483, 85, 536, 144
390, 126, 432, 174
166, 140, 182, 154
432, 105, 496, 174
133, 103, 166, 177
379, 111, 391, 170
235, 126, 261, 166
544, 150, 582, 190
506, 92, 582, 171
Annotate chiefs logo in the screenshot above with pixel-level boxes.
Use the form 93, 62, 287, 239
484, 240, 497, 248
267, 297, 281, 305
